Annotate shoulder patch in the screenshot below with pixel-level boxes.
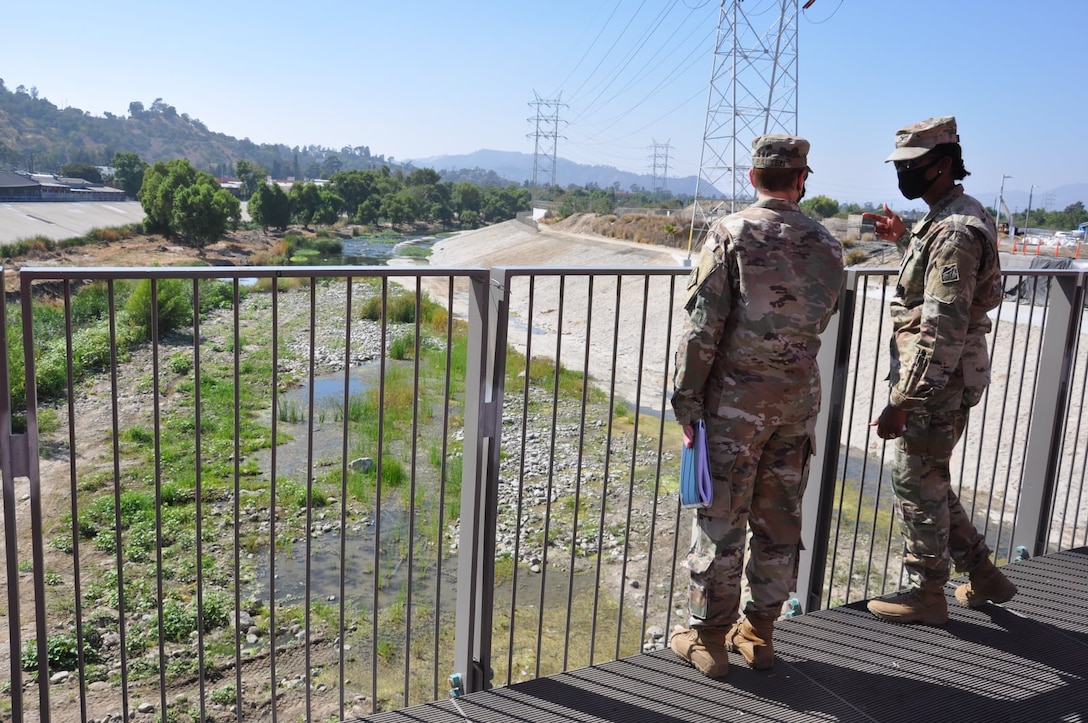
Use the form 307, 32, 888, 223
684, 249, 722, 309
940, 264, 960, 284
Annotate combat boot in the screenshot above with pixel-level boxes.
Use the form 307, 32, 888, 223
866, 588, 948, 625
725, 613, 776, 669
955, 559, 1018, 608
670, 627, 729, 678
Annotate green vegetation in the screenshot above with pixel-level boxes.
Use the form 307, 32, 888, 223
139, 158, 241, 246
4, 277, 240, 411
14, 264, 682, 713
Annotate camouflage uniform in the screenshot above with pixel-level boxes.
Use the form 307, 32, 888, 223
671, 194, 843, 628
887, 184, 1003, 592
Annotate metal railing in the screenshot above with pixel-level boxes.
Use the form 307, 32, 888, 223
1, 261, 1085, 721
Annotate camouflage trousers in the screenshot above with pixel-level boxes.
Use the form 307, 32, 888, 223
892, 401, 990, 592
683, 412, 814, 628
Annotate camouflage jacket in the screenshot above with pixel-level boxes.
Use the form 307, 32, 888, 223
671, 197, 844, 426
888, 185, 1002, 411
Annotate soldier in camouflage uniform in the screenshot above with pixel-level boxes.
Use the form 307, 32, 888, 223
669, 134, 844, 677
865, 116, 1018, 625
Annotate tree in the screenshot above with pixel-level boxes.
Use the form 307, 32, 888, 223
800, 195, 840, 219
172, 181, 240, 247
235, 159, 267, 200
312, 186, 343, 227
289, 182, 323, 229
248, 182, 291, 231
59, 163, 103, 184
453, 182, 482, 215
381, 191, 417, 229
111, 152, 148, 199
139, 158, 236, 244
140, 159, 200, 234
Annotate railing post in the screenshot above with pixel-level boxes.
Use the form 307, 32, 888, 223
1013, 272, 1086, 557
798, 269, 857, 614
453, 269, 509, 694
0, 269, 26, 721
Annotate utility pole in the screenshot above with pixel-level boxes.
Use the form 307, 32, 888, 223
650, 140, 671, 195
688, 1, 803, 259
1025, 184, 1037, 230
995, 174, 1012, 235
527, 92, 566, 189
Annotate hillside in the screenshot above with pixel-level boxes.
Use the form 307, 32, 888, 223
0, 83, 702, 195
0, 83, 398, 180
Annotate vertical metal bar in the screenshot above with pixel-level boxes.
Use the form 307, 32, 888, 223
563, 274, 595, 672
17, 272, 50, 719
337, 277, 353, 719
801, 267, 854, 613
1052, 322, 1086, 549
989, 275, 1027, 558
151, 280, 168, 717
304, 278, 317, 721
534, 276, 565, 678
504, 275, 533, 686
404, 279, 423, 703
1, 269, 25, 722
59, 281, 89, 720
1003, 284, 1048, 558
646, 275, 678, 640
370, 278, 389, 712
192, 278, 209, 723
105, 279, 128, 722
454, 270, 503, 695
232, 279, 245, 717
269, 280, 280, 723
1014, 274, 1085, 557
616, 275, 649, 659
589, 276, 623, 663
432, 276, 455, 700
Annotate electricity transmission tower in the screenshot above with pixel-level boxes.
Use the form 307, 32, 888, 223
650, 140, 671, 195
527, 92, 566, 189
688, 0, 804, 255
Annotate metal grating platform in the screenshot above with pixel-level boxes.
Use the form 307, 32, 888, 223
361, 548, 1088, 722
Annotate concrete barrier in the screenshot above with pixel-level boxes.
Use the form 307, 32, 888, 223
0, 201, 146, 245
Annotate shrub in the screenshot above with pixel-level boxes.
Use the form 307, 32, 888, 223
71, 281, 112, 324
161, 599, 198, 642
844, 249, 869, 266
390, 335, 414, 360
21, 631, 100, 673
125, 278, 193, 338
168, 353, 192, 375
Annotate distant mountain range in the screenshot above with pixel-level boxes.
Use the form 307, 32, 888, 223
981, 184, 1088, 215
409, 149, 710, 197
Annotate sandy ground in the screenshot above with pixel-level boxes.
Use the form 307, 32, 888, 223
424, 219, 693, 414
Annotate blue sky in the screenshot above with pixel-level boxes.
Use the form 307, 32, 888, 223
2, 0, 1086, 209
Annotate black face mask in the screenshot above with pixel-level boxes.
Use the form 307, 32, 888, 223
798, 182, 807, 202
897, 164, 940, 200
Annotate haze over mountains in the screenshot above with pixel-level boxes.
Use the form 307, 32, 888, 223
409, 149, 706, 197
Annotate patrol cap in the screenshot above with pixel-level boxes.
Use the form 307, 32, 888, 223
751, 134, 813, 172
885, 116, 960, 162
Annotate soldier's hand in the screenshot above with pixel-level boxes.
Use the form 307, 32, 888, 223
862, 204, 907, 242
871, 405, 908, 440
682, 424, 695, 448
